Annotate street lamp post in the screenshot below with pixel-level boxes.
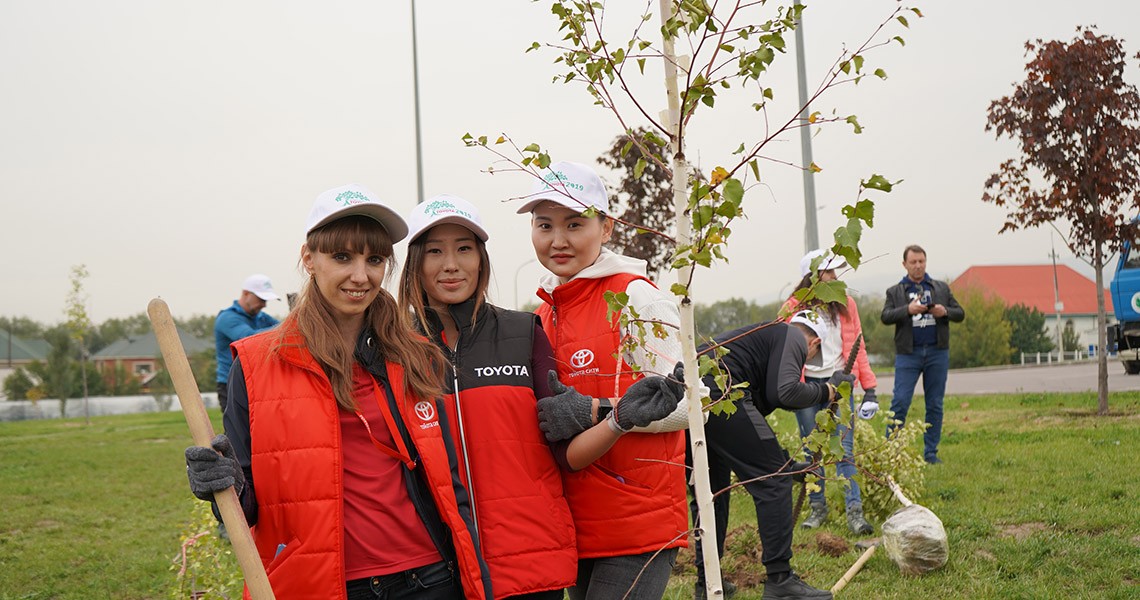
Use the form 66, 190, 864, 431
514, 258, 538, 310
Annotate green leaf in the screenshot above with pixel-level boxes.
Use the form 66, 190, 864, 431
694, 205, 714, 228
613, 48, 625, 63
897, 15, 909, 28
526, 41, 541, 53
839, 60, 851, 74
749, 159, 760, 182
893, 36, 905, 46
723, 177, 744, 206
862, 173, 893, 192
637, 58, 646, 74
846, 115, 863, 134
874, 68, 888, 79
853, 55, 864, 73
523, 143, 541, 153
732, 143, 745, 155
670, 283, 689, 296
621, 140, 634, 157
634, 157, 647, 179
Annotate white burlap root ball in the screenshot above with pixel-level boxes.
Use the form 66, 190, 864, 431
881, 504, 949, 575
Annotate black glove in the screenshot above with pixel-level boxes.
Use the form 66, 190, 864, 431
536, 370, 595, 442
613, 376, 683, 431
185, 434, 244, 502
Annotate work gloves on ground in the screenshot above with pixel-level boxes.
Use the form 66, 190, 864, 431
858, 388, 880, 420
537, 370, 596, 442
613, 374, 684, 432
185, 434, 244, 502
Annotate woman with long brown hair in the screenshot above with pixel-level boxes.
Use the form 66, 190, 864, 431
185, 184, 492, 600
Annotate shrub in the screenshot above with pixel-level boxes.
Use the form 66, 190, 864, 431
168, 499, 242, 599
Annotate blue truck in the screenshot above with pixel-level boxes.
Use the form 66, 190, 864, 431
1109, 240, 1140, 373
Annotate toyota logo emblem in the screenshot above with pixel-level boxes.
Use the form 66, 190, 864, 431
570, 349, 595, 369
414, 401, 436, 422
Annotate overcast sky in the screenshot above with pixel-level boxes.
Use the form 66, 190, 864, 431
4, 0, 1140, 325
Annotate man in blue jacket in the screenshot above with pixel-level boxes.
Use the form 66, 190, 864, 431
215, 274, 280, 414
881, 245, 965, 464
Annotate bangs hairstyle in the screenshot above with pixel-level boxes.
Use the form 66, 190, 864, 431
399, 233, 492, 335
307, 215, 397, 276
275, 214, 444, 411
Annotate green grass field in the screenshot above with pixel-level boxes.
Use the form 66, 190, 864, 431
1, 392, 1138, 599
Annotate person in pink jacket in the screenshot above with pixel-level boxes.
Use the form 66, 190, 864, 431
781, 249, 879, 535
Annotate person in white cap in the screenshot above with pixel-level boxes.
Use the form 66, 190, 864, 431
781, 249, 879, 536
397, 194, 577, 600
687, 312, 850, 600
214, 273, 280, 415
518, 161, 690, 600
186, 184, 492, 600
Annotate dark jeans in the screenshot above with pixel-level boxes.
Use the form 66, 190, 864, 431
509, 591, 566, 600
888, 345, 949, 460
216, 382, 228, 415
345, 561, 461, 600
686, 398, 794, 586
567, 549, 677, 600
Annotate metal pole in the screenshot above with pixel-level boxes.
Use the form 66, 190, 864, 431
1051, 234, 1064, 351
411, 0, 426, 204
794, 0, 819, 253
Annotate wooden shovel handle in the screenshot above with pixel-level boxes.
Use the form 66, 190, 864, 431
148, 298, 276, 599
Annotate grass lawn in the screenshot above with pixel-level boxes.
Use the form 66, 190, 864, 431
1, 392, 1138, 599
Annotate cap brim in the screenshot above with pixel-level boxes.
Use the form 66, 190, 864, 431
408, 216, 489, 244
515, 195, 605, 215
806, 350, 823, 368
309, 204, 409, 242
252, 290, 281, 301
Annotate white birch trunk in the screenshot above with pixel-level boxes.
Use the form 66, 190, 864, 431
657, 1, 724, 597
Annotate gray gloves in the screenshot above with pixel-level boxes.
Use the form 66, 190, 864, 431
858, 387, 880, 420
612, 375, 684, 431
536, 370, 595, 442
827, 371, 856, 390
185, 434, 244, 502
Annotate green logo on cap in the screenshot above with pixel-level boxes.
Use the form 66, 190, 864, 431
424, 199, 473, 220
335, 191, 369, 206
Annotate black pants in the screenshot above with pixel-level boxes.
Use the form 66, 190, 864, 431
345, 561, 461, 599
687, 398, 794, 583
216, 382, 228, 415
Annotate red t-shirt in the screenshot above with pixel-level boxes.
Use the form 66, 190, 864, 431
340, 364, 440, 580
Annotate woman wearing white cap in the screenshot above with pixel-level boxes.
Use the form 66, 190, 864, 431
397, 194, 576, 600
781, 249, 879, 535
519, 161, 690, 600
184, 184, 492, 600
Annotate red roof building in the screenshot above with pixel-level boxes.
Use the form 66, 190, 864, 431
950, 264, 1112, 316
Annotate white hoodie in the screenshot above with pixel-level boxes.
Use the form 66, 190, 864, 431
539, 248, 690, 433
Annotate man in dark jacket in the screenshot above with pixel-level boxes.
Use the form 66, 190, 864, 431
688, 313, 851, 600
881, 245, 965, 464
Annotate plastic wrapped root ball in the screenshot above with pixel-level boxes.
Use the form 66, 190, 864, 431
881, 503, 948, 575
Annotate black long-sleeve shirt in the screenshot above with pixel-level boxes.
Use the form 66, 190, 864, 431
698, 321, 829, 416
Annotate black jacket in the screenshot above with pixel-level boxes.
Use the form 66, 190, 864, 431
881, 277, 965, 354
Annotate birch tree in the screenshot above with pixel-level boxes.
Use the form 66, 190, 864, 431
467, 2, 918, 596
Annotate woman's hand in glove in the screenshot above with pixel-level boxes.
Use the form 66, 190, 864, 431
536, 370, 595, 442
185, 434, 244, 502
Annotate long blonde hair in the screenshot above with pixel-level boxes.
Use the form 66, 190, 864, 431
274, 215, 445, 410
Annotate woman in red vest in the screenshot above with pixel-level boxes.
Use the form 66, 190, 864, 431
518, 161, 691, 600
185, 184, 492, 600
397, 194, 576, 599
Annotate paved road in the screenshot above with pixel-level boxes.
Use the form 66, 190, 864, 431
876, 360, 1140, 395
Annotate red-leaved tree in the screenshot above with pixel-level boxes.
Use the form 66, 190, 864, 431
984, 26, 1140, 415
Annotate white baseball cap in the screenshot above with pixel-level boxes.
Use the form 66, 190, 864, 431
305, 183, 409, 242
406, 194, 489, 244
789, 310, 830, 367
799, 249, 848, 277
515, 161, 609, 215
242, 274, 280, 302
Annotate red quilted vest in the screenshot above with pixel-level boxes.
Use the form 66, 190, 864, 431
536, 273, 688, 559
233, 326, 487, 600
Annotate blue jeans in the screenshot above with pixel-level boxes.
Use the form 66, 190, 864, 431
795, 378, 861, 508
888, 345, 949, 460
